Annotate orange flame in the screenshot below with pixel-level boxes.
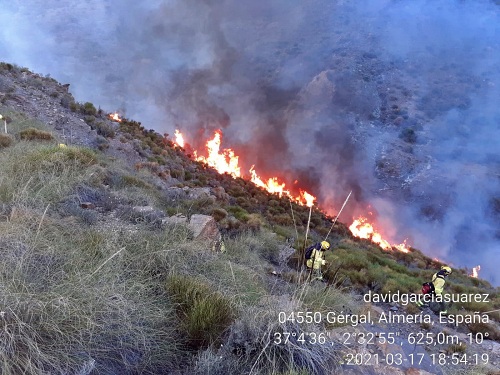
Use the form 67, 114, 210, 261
470, 265, 481, 278
250, 165, 289, 197
109, 112, 122, 122
349, 216, 410, 252
195, 130, 241, 178
179, 129, 316, 205
174, 129, 185, 148
298, 190, 316, 207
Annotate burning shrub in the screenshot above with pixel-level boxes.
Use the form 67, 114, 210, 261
19, 127, 54, 141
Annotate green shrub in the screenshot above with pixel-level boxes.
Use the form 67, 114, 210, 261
82, 102, 97, 116
165, 274, 235, 349
19, 127, 54, 141
227, 205, 249, 221
211, 207, 228, 221
94, 121, 115, 138
0, 133, 13, 148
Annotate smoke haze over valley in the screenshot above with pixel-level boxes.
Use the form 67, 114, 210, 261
1, 0, 499, 283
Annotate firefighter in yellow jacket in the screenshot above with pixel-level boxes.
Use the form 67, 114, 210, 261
416, 266, 452, 314
306, 241, 330, 280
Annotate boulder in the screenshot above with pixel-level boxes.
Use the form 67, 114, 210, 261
188, 214, 224, 252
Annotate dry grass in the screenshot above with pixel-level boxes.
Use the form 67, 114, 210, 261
0, 142, 97, 206
0, 133, 13, 148
19, 127, 54, 141
0, 209, 183, 374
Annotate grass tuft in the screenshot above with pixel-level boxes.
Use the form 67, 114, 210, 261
165, 274, 235, 349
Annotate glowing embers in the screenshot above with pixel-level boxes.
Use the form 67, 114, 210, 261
349, 216, 410, 253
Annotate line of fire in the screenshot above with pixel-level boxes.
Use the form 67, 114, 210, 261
109, 112, 481, 279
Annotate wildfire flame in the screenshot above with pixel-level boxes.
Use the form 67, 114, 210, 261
349, 216, 410, 252
174, 129, 317, 206
250, 165, 289, 197
298, 190, 316, 207
109, 112, 122, 122
174, 129, 185, 148
470, 265, 481, 278
194, 130, 241, 178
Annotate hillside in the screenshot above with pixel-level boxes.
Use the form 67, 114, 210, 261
0, 62, 499, 375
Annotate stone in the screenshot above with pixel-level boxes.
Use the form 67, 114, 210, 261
188, 214, 224, 252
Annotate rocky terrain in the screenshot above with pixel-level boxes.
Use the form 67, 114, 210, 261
0, 62, 499, 375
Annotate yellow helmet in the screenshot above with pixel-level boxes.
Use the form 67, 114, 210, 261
441, 266, 452, 275
321, 241, 330, 250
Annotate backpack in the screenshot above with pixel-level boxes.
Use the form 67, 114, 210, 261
421, 282, 435, 294
305, 244, 318, 260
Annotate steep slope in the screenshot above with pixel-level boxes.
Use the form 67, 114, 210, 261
0, 62, 499, 375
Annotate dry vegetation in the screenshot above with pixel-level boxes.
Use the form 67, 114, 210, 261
0, 69, 498, 374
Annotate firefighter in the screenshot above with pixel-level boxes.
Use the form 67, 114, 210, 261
306, 241, 330, 280
416, 265, 452, 315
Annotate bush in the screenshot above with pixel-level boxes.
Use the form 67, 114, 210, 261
211, 207, 228, 221
165, 274, 235, 350
19, 127, 54, 141
0, 133, 13, 148
227, 205, 249, 221
94, 121, 115, 138
82, 102, 97, 116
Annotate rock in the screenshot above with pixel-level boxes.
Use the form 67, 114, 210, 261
185, 187, 213, 200
188, 214, 224, 252
80, 202, 95, 209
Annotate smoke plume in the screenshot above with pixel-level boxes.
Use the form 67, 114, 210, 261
1, 0, 498, 283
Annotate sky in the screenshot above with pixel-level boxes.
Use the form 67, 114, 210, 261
0, 0, 499, 284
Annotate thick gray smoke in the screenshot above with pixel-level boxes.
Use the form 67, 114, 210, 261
1, 0, 498, 283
